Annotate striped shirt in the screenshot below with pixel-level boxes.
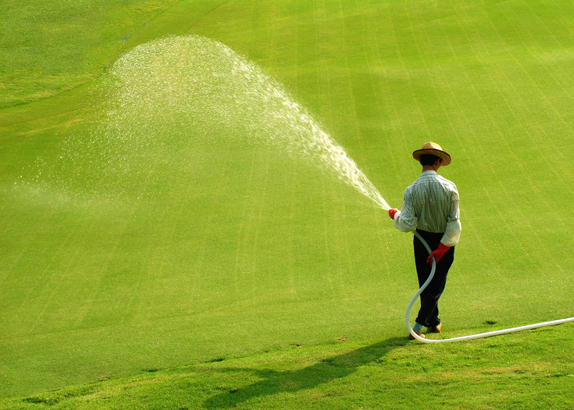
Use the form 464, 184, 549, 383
394, 170, 461, 247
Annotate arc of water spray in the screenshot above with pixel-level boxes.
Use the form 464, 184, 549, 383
92, 35, 391, 209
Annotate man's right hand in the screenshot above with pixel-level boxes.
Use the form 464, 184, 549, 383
389, 208, 399, 220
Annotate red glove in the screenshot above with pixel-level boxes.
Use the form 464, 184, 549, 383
427, 243, 450, 265
388, 208, 399, 220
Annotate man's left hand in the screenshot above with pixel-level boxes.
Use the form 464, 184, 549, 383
427, 243, 451, 265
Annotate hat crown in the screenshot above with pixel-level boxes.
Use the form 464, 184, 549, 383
420, 142, 443, 151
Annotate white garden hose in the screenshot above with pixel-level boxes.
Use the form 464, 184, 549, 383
407, 231, 574, 343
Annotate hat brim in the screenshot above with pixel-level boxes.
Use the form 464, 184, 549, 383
412, 149, 451, 166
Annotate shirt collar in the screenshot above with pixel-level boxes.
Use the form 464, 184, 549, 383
421, 170, 437, 175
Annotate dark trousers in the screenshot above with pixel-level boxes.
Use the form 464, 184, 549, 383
413, 230, 455, 328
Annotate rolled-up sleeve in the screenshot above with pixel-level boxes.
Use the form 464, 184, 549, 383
441, 189, 461, 246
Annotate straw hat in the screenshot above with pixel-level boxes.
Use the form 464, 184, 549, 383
412, 142, 451, 166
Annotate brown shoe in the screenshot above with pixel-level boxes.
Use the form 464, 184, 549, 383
429, 323, 442, 333
408, 330, 425, 340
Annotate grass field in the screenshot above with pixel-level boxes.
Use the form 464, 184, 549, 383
1, 0, 574, 408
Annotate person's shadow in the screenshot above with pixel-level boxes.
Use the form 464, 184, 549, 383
203, 337, 409, 408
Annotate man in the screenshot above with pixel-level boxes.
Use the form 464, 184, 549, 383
388, 142, 461, 339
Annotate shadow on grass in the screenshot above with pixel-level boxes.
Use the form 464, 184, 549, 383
203, 337, 409, 409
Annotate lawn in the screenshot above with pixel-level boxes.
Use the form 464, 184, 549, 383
2, 329, 574, 409
1, 0, 573, 407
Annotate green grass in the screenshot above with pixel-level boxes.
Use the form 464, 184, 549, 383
2, 328, 574, 409
2, 0, 574, 407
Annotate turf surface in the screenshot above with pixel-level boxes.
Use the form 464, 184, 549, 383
2, 329, 574, 409
1, 0, 574, 404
